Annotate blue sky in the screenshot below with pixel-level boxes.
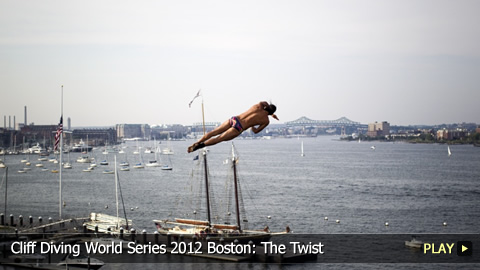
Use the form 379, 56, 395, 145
1, 0, 479, 127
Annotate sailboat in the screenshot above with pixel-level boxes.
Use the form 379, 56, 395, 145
133, 140, 140, 155
76, 136, 93, 163
133, 154, 145, 169
133, 142, 145, 169
160, 144, 173, 170
63, 152, 72, 169
119, 149, 129, 170
162, 135, 174, 155
100, 142, 109, 165
84, 156, 133, 234
448, 145, 452, 157
83, 167, 94, 172
133, 162, 144, 169
301, 141, 305, 157
161, 155, 173, 171
146, 139, 161, 167
20, 141, 29, 163
153, 92, 288, 242
102, 143, 109, 155
153, 143, 286, 243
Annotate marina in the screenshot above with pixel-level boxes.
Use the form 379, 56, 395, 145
0, 137, 480, 268
2, 1, 480, 269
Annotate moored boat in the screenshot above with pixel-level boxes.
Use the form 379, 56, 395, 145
405, 235, 423, 249
71, 138, 93, 152
77, 156, 93, 163
154, 143, 288, 244
57, 254, 104, 269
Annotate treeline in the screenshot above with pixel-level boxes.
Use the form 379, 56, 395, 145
342, 132, 480, 145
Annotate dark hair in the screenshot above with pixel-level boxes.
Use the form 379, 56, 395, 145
266, 104, 276, 115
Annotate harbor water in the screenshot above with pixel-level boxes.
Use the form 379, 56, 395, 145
1, 136, 479, 269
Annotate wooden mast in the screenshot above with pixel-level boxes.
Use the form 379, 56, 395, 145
231, 143, 241, 231
200, 94, 211, 225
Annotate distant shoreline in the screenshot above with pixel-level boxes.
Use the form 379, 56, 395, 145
341, 136, 480, 146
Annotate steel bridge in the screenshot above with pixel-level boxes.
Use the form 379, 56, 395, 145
285, 116, 361, 127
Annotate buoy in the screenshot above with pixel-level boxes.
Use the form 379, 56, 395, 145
324, 217, 328, 220
385, 222, 389, 226
131, 207, 134, 211
336, 219, 340, 223
105, 205, 108, 209
267, 216, 271, 219
443, 222, 447, 226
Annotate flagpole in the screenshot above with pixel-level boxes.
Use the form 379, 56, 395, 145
59, 85, 63, 220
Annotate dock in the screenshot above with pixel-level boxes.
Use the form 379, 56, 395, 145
0, 215, 317, 268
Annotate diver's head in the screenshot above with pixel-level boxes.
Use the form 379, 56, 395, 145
265, 104, 276, 115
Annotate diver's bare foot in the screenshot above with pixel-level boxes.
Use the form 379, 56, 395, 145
187, 143, 198, 153
188, 142, 206, 153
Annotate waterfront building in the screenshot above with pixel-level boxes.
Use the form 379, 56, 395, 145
151, 124, 187, 140
436, 128, 468, 140
366, 121, 390, 137
20, 124, 58, 148
116, 124, 151, 140
436, 129, 448, 140
73, 128, 117, 146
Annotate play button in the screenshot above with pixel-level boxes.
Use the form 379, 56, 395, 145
457, 241, 472, 256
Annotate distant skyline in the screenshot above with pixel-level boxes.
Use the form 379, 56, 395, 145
1, 0, 479, 127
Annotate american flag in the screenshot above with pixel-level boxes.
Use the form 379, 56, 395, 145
188, 89, 201, 108
54, 116, 63, 151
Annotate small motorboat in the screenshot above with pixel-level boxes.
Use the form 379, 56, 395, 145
57, 254, 104, 269
405, 235, 423, 249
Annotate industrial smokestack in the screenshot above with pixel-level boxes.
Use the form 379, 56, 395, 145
9, 115, 11, 130
14, 116, 16, 131
24, 106, 27, 125
3, 116, 5, 129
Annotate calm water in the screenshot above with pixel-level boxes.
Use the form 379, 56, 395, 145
1, 137, 479, 269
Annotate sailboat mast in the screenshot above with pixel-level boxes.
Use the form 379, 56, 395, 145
199, 96, 212, 225
59, 85, 63, 220
203, 151, 211, 225
231, 144, 241, 231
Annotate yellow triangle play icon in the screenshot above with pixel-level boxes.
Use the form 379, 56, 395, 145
462, 245, 468, 252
